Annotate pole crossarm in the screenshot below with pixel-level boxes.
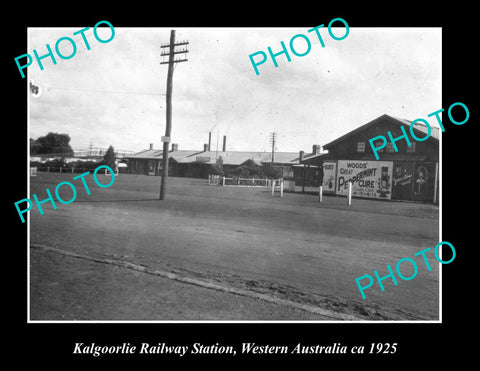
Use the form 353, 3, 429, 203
161, 41, 189, 48
160, 58, 188, 64
161, 50, 189, 56
160, 39, 189, 65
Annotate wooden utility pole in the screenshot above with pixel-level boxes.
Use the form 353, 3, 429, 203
269, 132, 277, 163
159, 30, 189, 200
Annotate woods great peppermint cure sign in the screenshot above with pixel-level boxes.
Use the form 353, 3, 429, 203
336, 160, 393, 200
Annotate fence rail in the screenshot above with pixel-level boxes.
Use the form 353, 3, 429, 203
208, 175, 282, 187
30, 166, 119, 175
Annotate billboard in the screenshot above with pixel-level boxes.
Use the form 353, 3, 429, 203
195, 156, 211, 162
392, 162, 414, 200
336, 160, 393, 199
322, 161, 337, 193
412, 162, 437, 203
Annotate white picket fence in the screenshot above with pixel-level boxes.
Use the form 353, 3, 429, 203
208, 175, 285, 197
29, 166, 119, 175
208, 175, 281, 187
208, 175, 353, 204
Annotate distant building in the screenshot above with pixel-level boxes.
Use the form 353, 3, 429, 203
124, 141, 301, 179
290, 144, 326, 191
174, 148, 299, 179
124, 143, 199, 176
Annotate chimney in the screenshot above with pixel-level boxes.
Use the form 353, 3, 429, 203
208, 132, 212, 151
312, 144, 321, 155
222, 135, 227, 152
171, 143, 178, 152
299, 150, 304, 164
203, 143, 209, 152
149, 143, 153, 150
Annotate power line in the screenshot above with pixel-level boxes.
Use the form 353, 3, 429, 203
47, 86, 166, 96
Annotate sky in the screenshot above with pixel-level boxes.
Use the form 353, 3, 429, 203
27, 26, 441, 154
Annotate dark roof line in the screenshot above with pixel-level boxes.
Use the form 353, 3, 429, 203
323, 114, 439, 149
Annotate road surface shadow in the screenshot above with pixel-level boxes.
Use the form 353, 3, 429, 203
74, 198, 160, 203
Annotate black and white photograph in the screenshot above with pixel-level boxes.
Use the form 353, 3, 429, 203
7, 7, 474, 363
26, 25, 442, 322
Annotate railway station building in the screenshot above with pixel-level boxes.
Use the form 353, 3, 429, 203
124, 142, 299, 179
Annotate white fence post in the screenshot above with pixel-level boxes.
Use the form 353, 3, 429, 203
280, 180, 284, 197
271, 180, 276, 196
222, 176, 225, 186
319, 185, 323, 202
347, 181, 352, 205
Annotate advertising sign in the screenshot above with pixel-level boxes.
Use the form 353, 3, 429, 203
336, 160, 393, 199
392, 162, 414, 201
322, 161, 336, 193
196, 156, 211, 162
412, 162, 437, 202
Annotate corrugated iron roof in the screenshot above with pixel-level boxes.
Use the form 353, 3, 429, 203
123, 149, 163, 159
124, 149, 200, 160
175, 150, 300, 165
323, 114, 439, 149
389, 115, 440, 140
125, 147, 322, 166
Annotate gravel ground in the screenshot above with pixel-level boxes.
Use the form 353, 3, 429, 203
28, 173, 440, 321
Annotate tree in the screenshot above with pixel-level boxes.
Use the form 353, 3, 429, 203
100, 145, 116, 169
30, 132, 74, 156
225, 161, 283, 179
227, 159, 262, 178
261, 163, 283, 179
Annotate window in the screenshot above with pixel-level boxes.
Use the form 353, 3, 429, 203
406, 142, 416, 153
372, 140, 384, 153
357, 141, 365, 152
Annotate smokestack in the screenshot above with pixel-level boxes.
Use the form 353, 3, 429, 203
149, 143, 153, 150
312, 144, 321, 155
171, 143, 178, 152
299, 150, 304, 163
208, 132, 212, 151
222, 135, 227, 152
203, 143, 209, 152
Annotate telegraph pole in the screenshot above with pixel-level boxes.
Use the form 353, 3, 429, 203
159, 30, 189, 200
269, 132, 277, 163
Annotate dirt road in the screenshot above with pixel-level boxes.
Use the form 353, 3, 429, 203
28, 173, 440, 321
